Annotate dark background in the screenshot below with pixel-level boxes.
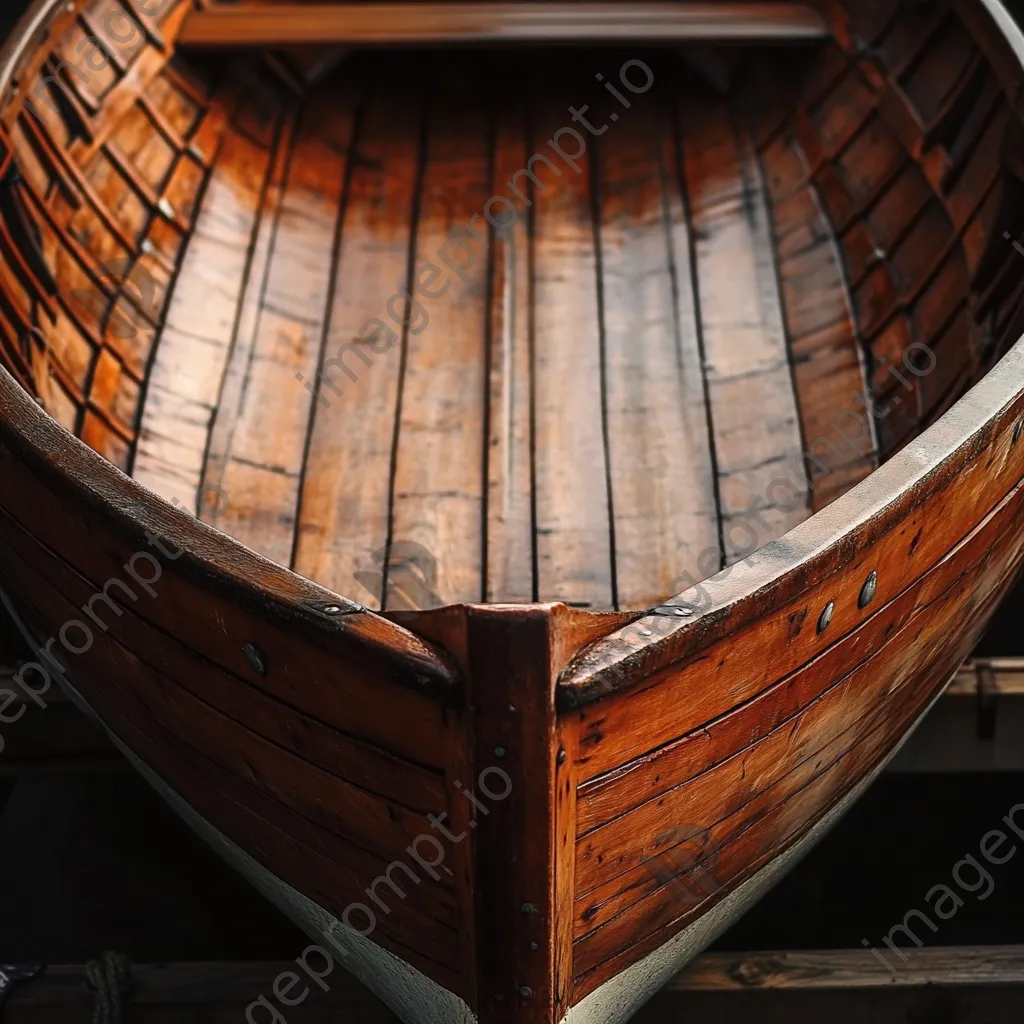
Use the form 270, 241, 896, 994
0, 0, 1023, 991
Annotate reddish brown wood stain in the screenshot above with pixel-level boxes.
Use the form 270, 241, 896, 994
1, 1, 1024, 1022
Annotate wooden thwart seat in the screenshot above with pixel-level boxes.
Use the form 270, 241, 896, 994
176, 3, 829, 47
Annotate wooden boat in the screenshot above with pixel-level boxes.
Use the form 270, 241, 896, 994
1, 0, 1024, 1020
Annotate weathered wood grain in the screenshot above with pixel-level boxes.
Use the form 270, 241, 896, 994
0, 2, 1022, 1021
292, 69, 423, 608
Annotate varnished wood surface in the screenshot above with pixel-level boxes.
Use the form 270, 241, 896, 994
0, 34, 906, 613
177, 3, 829, 47
13, 0, 1016, 614
1, 0, 1024, 1022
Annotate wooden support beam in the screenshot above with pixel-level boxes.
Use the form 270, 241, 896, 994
176, 3, 829, 48
889, 657, 1024, 773
4, 949, 1023, 1022
671, 945, 1024, 991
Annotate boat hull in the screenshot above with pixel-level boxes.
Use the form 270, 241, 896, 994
0, 0, 1024, 1022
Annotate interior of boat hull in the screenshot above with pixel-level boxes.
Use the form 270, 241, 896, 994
3, 0, 1021, 614
2, 2, 1024, 1024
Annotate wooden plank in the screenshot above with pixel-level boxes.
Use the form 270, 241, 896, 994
0, 532, 456, 875
177, 3, 828, 47
5, 949, 1023, 1023
597, 101, 719, 609
4, 582, 464, 985
292, 71, 424, 609
679, 94, 810, 567
672, 945, 1024, 991
531, 90, 613, 610
485, 96, 534, 604
132, 108, 276, 502
0, 505, 449, 813
575, 479, 1024, 887
202, 106, 299, 520
211, 86, 357, 567
755, 118, 877, 510
388, 79, 491, 608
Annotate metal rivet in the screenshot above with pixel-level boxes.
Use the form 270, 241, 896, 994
158, 197, 176, 219
244, 642, 268, 677
529, 940, 540, 951
676, 605, 695, 617
557, 748, 567, 766
817, 601, 834, 634
859, 571, 878, 609
521, 902, 534, 914
494, 745, 506, 758
322, 604, 344, 615
519, 986, 533, 999
1013, 419, 1023, 445
639, 627, 653, 637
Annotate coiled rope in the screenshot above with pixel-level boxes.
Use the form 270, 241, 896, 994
84, 951, 131, 1024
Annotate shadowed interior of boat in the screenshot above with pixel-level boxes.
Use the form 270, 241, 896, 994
2, 0, 1023, 613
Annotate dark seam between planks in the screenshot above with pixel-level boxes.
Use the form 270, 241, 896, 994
126, 76, 239, 477
588, 113, 619, 612
199, 93, 296, 516
289, 79, 371, 571
672, 84, 725, 575
381, 90, 431, 612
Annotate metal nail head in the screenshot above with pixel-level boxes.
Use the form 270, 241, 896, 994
244, 642, 268, 677
859, 571, 878, 609
817, 601, 834, 634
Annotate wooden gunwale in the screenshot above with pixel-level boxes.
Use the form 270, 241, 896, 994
573, 482, 1024, 919
572, 595, 1010, 995
0, 501, 449, 802
5, 589, 467, 991
559, 339, 1024, 709
574, 472, 1024, 837
570, 509, 1024, 992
